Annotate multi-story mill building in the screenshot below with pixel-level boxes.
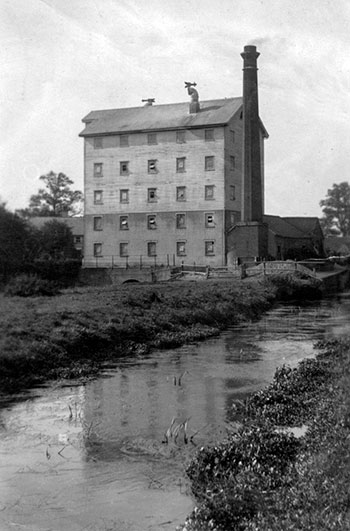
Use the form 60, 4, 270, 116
80, 46, 269, 268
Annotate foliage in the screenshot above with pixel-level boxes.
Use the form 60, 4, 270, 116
0, 204, 40, 281
36, 219, 77, 259
320, 181, 350, 237
267, 272, 322, 300
184, 425, 301, 530
17, 171, 83, 217
239, 358, 330, 425
4, 274, 59, 297
181, 339, 350, 531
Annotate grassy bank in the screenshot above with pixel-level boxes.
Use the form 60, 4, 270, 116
0, 278, 278, 394
181, 338, 350, 531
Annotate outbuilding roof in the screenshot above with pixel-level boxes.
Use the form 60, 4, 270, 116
263, 215, 311, 239
79, 97, 244, 137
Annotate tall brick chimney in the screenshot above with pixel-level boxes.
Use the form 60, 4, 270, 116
226, 44, 268, 264
241, 45, 263, 222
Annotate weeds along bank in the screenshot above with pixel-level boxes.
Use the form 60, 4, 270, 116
180, 338, 350, 531
0, 278, 280, 393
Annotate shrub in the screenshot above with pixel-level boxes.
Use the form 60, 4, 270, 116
4, 274, 60, 297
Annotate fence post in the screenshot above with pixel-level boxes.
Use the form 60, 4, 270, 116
112, 255, 114, 268
167, 254, 169, 267
140, 255, 143, 269
126, 256, 129, 269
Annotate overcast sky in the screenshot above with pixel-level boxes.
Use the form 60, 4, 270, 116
2, 0, 350, 217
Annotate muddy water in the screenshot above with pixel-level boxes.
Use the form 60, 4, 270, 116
1, 293, 350, 531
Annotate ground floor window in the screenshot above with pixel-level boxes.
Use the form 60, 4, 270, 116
120, 242, 128, 256
176, 241, 186, 256
93, 243, 102, 256
147, 242, 157, 256
205, 240, 215, 255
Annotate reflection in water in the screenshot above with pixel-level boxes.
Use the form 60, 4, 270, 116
1, 296, 350, 530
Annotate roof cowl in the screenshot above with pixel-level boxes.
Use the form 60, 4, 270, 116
185, 81, 200, 113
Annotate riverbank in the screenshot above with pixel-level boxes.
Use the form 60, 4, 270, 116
181, 337, 350, 531
0, 278, 280, 394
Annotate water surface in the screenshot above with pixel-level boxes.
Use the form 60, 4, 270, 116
1, 294, 350, 530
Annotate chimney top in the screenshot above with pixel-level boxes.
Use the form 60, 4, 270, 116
241, 45, 260, 67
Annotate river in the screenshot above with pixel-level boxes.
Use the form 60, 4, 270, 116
1, 293, 350, 531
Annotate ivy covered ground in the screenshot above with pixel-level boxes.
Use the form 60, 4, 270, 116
180, 338, 350, 531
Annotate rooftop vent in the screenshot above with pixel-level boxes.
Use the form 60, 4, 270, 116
185, 82, 200, 113
142, 98, 155, 106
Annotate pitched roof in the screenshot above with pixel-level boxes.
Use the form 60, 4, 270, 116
79, 97, 243, 136
29, 217, 84, 235
263, 215, 310, 239
283, 217, 321, 235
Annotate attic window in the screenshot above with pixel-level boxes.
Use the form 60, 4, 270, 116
176, 131, 186, 143
94, 137, 103, 149
230, 156, 236, 170
120, 135, 129, 147
147, 133, 157, 145
205, 129, 214, 141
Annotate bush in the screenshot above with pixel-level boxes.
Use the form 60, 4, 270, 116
4, 274, 60, 297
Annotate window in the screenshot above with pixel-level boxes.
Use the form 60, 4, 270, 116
74, 236, 82, 244
148, 188, 157, 202
230, 212, 236, 225
120, 135, 129, 147
230, 156, 236, 170
147, 133, 157, 145
120, 242, 129, 256
176, 241, 186, 256
93, 216, 103, 231
230, 130, 235, 144
176, 157, 186, 173
94, 190, 103, 204
176, 130, 186, 143
205, 213, 215, 228
205, 241, 215, 255
94, 163, 103, 177
148, 159, 157, 173
176, 213, 186, 229
120, 189, 129, 203
205, 129, 214, 141
120, 161, 129, 175
205, 185, 215, 200
205, 156, 215, 171
147, 242, 157, 256
93, 243, 102, 256
230, 185, 236, 201
176, 186, 186, 201
120, 215, 129, 230
147, 215, 157, 229
94, 137, 103, 149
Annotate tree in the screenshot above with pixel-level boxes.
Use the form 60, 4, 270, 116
0, 204, 40, 280
18, 171, 83, 217
38, 220, 77, 259
319, 182, 350, 237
